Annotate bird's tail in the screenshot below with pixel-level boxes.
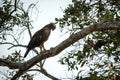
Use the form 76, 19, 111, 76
24, 49, 30, 58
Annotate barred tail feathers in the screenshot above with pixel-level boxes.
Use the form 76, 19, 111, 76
24, 49, 30, 58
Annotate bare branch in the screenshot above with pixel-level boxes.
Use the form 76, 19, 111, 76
27, 68, 59, 80
40, 59, 46, 68
9, 0, 18, 16
27, 1, 39, 13
0, 41, 40, 56
0, 33, 26, 49
8, 44, 27, 50
14, 0, 17, 11
6, 34, 19, 44
26, 22, 32, 39
0, 42, 14, 46
0, 42, 27, 49
0, 22, 120, 79
25, 2, 39, 39
39, 68, 59, 80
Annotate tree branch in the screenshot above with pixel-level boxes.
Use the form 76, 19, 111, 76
28, 68, 59, 80
0, 42, 27, 49
40, 68, 59, 80
8, 44, 27, 50
9, 0, 18, 16
0, 58, 22, 69
0, 22, 120, 79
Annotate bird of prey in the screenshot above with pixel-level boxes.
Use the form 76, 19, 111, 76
24, 22, 56, 58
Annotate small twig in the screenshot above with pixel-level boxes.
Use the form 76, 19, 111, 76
32, 49, 39, 55
4, 33, 19, 44
0, 22, 120, 80
8, 44, 27, 50
9, 0, 18, 16
0, 42, 27, 49
27, 1, 39, 13
41, 59, 46, 67
27, 69, 40, 72
27, 68, 59, 80
0, 42, 14, 46
26, 18, 32, 39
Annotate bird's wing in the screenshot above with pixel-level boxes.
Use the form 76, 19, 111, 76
42, 27, 51, 41
24, 30, 43, 58
27, 30, 43, 49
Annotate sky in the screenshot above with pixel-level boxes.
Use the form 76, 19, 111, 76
0, 0, 76, 80
1, 0, 118, 79
21, 0, 75, 80
1, 0, 118, 80
0, 0, 92, 80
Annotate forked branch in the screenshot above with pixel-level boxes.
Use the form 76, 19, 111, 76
0, 22, 120, 80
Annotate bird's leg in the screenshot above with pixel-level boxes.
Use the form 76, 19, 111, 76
40, 43, 46, 52
40, 45, 43, 52
42, 43, 46, 51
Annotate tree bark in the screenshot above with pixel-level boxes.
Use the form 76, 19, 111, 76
0, 22, 120, 79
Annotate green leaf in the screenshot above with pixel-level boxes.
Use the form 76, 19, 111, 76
81, 60, 86, 67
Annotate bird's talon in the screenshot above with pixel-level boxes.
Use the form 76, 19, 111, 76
49, 47, 54, 53
24, 23, 56, 58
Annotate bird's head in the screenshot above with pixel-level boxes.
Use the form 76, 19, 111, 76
49, 22, 56, 31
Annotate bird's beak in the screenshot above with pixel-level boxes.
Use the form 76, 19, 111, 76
52, 25, 56, 31
52, 28, 55, 31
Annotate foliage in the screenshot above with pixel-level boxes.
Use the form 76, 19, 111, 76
0, 0, 37, 79
3, 50, 24, 62
2, 50, 34, 80
0, 0, 120, 79
56, 0, 120, 29
57, 0, 120, 79
0, 0, 33, 40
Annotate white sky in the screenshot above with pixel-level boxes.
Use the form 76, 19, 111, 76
21, 0, 76, 80
0, 0, 90, 80
0, 0, 77, 80
0, 0, 117, 79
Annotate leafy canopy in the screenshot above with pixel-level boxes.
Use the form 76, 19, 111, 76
56, 0, 120, 79
0, 0, 37, 79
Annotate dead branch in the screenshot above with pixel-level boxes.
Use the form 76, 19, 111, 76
8, 44, 27, 50
28, 68, 59, 80
9, 0, 18, 16
0, 22, 120, 79
0, 42, 27, 49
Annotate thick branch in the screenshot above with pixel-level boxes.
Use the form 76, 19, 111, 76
0, 58, 22, 69
0, 22, 120, 79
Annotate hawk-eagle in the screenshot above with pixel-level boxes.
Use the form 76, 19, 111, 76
24, 22, 56, 58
